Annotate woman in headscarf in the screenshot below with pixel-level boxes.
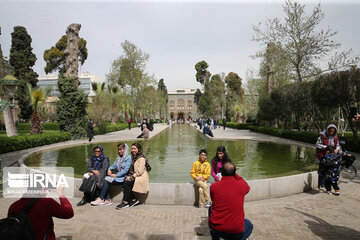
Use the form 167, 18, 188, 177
91, 143, 132, 206
77, 145, 110, 206
316, 124, 340, 190
116, 143, 149, 209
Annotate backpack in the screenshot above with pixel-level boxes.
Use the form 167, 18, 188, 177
0, 198, 39, 240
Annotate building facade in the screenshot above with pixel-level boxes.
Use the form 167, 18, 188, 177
37, 72, 103, 97
37, 72, 103, 119
167, 89, 198, 120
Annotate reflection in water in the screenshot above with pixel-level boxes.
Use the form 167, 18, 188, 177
24, 124, 317, 182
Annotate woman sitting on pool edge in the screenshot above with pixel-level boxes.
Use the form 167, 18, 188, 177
77, 145, 110, 206
116, 143, 149, 209
91, 142, 132, 206
211, 146, 232, 181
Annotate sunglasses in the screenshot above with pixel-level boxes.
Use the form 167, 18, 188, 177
94, 150, 101, 153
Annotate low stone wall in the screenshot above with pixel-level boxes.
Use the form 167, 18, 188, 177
72, 171, 318, 205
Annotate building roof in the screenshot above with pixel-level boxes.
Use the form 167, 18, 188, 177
168, 88, 199, 95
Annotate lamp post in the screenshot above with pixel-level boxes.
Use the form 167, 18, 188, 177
0, 74, 21, 137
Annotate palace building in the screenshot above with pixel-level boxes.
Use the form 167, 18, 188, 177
167, 89, 198, 120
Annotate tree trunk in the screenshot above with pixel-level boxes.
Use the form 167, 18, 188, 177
3, 107, 17, 137
30, 113, 42, 134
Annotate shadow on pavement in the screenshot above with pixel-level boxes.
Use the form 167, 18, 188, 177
286, 207, 360, 239
194, 216, 211, 237
127, 233, 176, 240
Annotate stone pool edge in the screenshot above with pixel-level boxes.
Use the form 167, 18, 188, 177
14, 123, 320, 205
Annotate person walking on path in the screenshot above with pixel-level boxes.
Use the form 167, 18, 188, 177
222, 117, 226, 130
87, 119, 95, 141
127, 117, 132, 130
91, 143, 132, 206
77, 145, 110, 206
211, 146, 232, 182
209, 162, 253, 240
190, 149, 212, 208
116, 143, 149, 209
316, 124, 340, 190
7, 185, 74, 240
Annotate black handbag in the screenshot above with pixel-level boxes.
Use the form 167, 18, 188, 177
79, 175, 97, 193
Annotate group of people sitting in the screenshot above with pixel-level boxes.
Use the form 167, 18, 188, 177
77, 142, 150, 210
316, 124, 356, 195
190, 146, 253, 240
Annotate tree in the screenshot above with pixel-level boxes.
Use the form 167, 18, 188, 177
157, 79, 168, 121
195, 60, 211, 84
106, 40, 150, 121
194, 89, 202, 105
43, 35, 88, 76
252, 0, 357, 83
9, 26, 39, 121
316, 68, 360, 137
225, 72, 244, 121
27, 84, 50, 134
56, 76, 88, 138
198, 87, 214, 117
209, 73, 226, 117
138, 85, 160, 119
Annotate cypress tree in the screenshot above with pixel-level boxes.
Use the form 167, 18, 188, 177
9, 26, 38, 120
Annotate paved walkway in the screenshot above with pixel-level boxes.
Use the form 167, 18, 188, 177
193, 125, 315, 148
1, 123, 359, 239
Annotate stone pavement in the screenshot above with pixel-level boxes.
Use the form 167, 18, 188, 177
0, 177, 359, 240
1, 123, 359, 239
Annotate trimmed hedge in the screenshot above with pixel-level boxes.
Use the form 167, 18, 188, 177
226, 123, 360, 153
16, 123, 60, 131
93, 123, 137, 135
0, 132, 71, 154
225, 122, 252, 130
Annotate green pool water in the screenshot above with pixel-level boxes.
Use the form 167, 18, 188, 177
24, 124, 317, 182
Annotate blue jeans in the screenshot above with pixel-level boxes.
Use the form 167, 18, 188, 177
210, 219, 253, 240
208, 205, 253, 240
99, 180, 123, 200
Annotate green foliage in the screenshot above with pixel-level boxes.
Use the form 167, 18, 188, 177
195, 60, 211, 84
43, 35, 88, 75
194, 89, 202, 105
198, 86, 214, 117
9, 26, 38, 120
225, 72, 244, 120
0, 132, 71, 154
16, 122, 59, 131
56, 76, 88, 138
225, 72, 243, 100
106, 40, 151, 118
157, 79, 168, 120
257, 67, 360, 136
226, 123, 360, 153
93, 123, 137, 135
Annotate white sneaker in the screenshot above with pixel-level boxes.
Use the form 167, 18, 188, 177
91, 197, 105, 206
103, 199, 113, 206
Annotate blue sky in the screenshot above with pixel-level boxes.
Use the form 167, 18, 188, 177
1, 0, 359, 91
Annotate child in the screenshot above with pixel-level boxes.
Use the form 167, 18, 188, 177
319, 146, 341, 195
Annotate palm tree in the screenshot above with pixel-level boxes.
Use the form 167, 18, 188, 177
27, 84, 49, 134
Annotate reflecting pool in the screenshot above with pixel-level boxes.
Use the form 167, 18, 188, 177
24, 124, 317, 182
